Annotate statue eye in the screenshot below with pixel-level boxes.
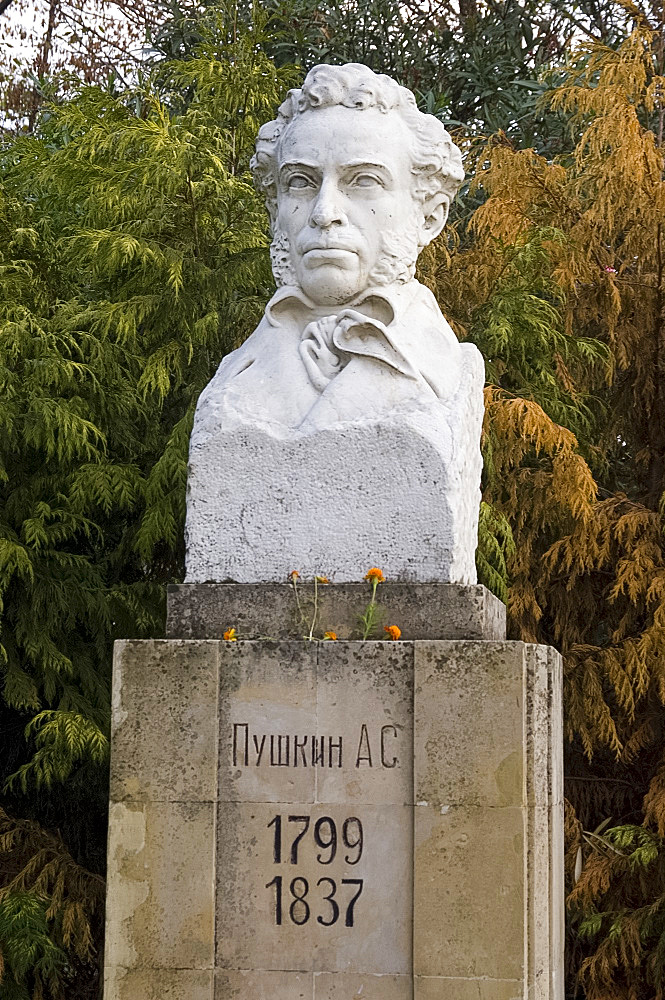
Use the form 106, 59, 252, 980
352, 173, 382, 188
287, 174, 314, 190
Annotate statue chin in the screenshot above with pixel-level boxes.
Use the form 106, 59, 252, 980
297, 264, 366, 307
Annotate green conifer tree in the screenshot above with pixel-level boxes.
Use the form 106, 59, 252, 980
0, 11, 296, 995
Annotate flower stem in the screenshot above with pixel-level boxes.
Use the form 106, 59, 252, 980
308, 576, 319, 641
361, 580, 379, 640
292, 574, 305, 626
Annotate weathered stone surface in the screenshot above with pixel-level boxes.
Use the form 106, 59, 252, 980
414, 977, 522, 1000
215, 964, 413, 996
105, 967, 213, 1000
105, 800, 215, 970
217, 642, 412, 805
216, 801, 412, 974
166, 582, 505, 641
111, 639, 219, 803
215, 970, 311, 999
315, 641, 413, 805
216, 642, 413, 977
186, 391, 484, 586
414, 641, 526, 809
105, 636, 563, 1000
527, 804, 554, 1000
412, 640, 563, 996
541, 645, 565, 1000
413, 804, 525, 980
315, 973, 413, 999
218, 642, 317, 804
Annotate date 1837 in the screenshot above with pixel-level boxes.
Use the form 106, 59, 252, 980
265, 814, 364, 928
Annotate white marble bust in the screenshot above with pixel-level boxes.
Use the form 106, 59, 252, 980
185, 64, 484, 585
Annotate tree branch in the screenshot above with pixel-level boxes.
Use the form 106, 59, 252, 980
58, 5, 146, 63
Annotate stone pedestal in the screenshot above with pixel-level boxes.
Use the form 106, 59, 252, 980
104, 587, 563, 1000
165, 583, 506, 642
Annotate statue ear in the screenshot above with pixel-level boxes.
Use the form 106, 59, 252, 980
420, 194, 449, 246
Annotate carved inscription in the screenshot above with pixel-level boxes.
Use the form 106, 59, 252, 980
265, 814, 364, 928
226, 719, 406, 955
232, 723, 400, 769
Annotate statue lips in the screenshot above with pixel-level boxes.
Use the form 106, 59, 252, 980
301, 243, 359, 269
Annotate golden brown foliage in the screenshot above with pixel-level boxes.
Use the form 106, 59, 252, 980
436, 22, 665, 759
425, 18, 665, 998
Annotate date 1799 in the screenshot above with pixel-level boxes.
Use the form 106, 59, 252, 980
264, 814, 364, 928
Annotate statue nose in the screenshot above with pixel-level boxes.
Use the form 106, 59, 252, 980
309, 180, 347, 228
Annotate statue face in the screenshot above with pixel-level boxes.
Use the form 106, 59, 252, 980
276, 104, 422, 306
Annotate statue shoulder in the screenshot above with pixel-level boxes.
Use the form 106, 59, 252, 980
202, 317, 272, 393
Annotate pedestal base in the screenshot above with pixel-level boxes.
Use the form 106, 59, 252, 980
166, 582, 506, 641
104, 633, 563, 1000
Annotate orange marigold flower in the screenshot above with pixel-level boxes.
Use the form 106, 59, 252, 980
323, 631, 338, 641
316, 575, 330, 584
364, 567, 385, 583
384, 625, 401, 641
223, 627, 237, 641
289, 570, 300, 581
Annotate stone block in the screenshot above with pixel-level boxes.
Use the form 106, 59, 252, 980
525, 644, 553, 809
185, 404, 483, 586
214, 642, 415, 983
526, 804, 554, 1000
167, 583, 505, 641
543, 646, 565, 1000
111, 639, 219, 803
549, 798, 565, 1000
414, 641, 526, 809
105, 967, 213, 1000
524, 645, 564, 1000
217, 642, 413, 807
218, 642, 317, 804
215, 970, 311, 999
105, 800, 215, 971
316, 641, 413, 805
413, 804, 525, 981
315, 973, 413, 999
547, 645, 564, 808
412, 640, 562, 990
216, 801, 412, 974
414, 977, 523, 1000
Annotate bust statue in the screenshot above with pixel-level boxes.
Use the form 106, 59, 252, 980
185, 64, 484, 584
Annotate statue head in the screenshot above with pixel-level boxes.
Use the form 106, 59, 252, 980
251, 63, 464, 307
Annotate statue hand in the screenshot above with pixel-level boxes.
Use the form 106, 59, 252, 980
299, 316, 348, 391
